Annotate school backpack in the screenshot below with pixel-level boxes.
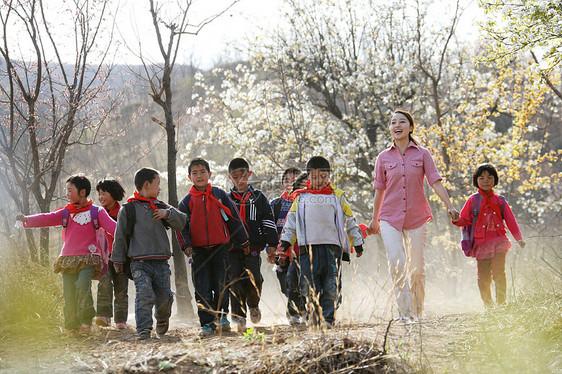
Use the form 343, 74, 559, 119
461, 193, 506, 257
61, 205, 110, 280
122, 201, 170, 280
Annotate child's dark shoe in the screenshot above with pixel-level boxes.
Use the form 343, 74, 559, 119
217, 316, 231, 332
249, 307, 261, 324
156, 319, 169, 335
137, 330, 151, 340
199, 324, 215, 337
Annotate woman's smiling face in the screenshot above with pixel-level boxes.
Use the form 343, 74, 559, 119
389, 113, 413, 142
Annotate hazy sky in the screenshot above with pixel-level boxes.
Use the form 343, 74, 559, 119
114, 0, 283, 68
3, 0, 481, 68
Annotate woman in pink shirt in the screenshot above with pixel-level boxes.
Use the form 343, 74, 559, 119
368, 110, 458, 322
15, 175, 116, 334
452, 163, 525, 308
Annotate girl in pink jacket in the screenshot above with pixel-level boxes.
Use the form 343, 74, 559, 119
452, 163, 525, 308
16, 175, 116, 334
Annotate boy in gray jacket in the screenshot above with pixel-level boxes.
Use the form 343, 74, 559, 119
112, 168, 187, 339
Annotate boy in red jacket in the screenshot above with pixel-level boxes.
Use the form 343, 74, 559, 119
176, 158, 249, 337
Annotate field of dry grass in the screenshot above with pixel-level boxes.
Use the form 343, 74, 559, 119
1, 232, 560, 373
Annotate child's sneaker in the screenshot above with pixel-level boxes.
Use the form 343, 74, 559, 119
217, 316, 231, 332
95, 316, 111, 327
288, 316, 301, 326
137, 329, 151, 340
199, 324, 215, 337
232, 316, 247, 332
249, 307, 261, 324
156, 319, 169, 335
115, 322, 127, 330
79, 324, 92, 334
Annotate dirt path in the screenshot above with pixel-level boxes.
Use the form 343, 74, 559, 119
0, 313, 476, 373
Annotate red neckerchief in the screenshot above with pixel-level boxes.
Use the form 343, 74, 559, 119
127, 191, 159, 211
189, 183, 234, 218
62, 199, 93, 218
231, 189, 252, 225
477, 189, 502, 223
292, 180, 333, 198
106, 202, 121, 220
280, 190, 293, 201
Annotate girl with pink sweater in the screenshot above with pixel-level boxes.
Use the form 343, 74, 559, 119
16, 175, 116, 334
452, 163, 525, 308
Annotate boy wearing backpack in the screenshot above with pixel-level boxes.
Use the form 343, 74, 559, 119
176, 158, 249, 337
112, 168, 187, 340
452, 163, 525, 308
227, 158, 279, 330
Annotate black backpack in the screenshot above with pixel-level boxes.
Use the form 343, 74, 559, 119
122, 201, 170, 279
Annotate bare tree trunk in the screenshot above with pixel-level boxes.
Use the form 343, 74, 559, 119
165, 106, 194, 318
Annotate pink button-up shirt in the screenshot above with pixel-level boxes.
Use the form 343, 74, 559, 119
373, 142, 442, 231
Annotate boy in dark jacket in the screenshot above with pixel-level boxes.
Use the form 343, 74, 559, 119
176, 158, 249, 337
228, 158, 279, 331
112, 168, 187, 340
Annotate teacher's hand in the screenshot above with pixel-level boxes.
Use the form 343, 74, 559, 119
367, 218, 380, 235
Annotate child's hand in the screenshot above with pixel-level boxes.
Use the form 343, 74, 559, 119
243, 244, 250, 255
15, 214, 27, 222
183, 246, 193, 257
448, 208, 460, 221
355, 245, 364, 258
114, 263, 124, 273
153, 209, 167, 220
278, 256, 286, 267
517, 239, 526, 248
266, 247, 276, 264
451, 215, 460, 223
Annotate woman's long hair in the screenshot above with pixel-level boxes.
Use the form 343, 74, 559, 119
390, 109, 419, 145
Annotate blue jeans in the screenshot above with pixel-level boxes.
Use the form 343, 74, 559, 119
191, 244, 229, 327
96, 263, 129, 323
62, 267, 96, 330
298, 244, 342, 324
228, 250, 263, 320
130, 260, 174, 333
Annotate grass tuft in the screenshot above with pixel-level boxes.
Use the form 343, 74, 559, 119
0, 258, 63, 338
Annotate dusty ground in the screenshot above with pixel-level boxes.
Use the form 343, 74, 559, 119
0, 312, 477, 373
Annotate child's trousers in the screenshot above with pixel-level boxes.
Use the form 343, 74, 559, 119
192, 244, 230, 327
62, 267, 96, 330
96, 264, 129, 323
298, 244, 342, 324
130, 260, 174, 334
379, 220, 427, 318
228, 250, 263, 320
477, 252, 507, 307
286, 258, 305, 319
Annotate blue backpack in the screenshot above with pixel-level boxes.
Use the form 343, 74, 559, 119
61, 205, 110, 280
461, 193, 506, 257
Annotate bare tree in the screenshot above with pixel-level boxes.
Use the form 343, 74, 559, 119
132, 0, 238, 317
0, 0, 120, 264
